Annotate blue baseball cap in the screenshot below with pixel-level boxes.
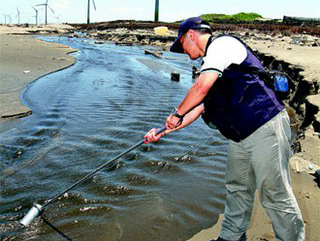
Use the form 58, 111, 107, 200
170, 17, 211, 53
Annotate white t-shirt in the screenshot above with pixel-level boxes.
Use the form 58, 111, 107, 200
201, 36, 248, 76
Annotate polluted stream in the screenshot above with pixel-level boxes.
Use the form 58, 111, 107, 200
0, 36, 228, 241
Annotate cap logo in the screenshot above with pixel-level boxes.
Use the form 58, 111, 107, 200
198, 24, 211, 29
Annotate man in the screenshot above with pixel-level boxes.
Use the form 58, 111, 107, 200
145, 17, 305, 241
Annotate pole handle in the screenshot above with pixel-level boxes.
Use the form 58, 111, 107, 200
155, 125, 166, 135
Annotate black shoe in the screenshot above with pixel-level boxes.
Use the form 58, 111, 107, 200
209, 233, 246, 241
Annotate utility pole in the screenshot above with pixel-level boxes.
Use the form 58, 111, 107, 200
87, 0, 90, 24
87, 0, 96, 24
154, 0, 159, 22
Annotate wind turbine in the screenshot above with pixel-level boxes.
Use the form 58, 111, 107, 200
36, 0, 54, 25
154, 0, 159, 22
87, 0, 96, 24
16, 7, 20, 24
3, 15, 8, 24
32, 6, 39, 27
3, 14, 12, 25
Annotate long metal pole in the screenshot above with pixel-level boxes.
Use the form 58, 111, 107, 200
43, 138, 145, 207
46, 125, 165, 206
20, 126, 166, 226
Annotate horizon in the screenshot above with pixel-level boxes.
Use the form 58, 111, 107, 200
1, 0, 319, 25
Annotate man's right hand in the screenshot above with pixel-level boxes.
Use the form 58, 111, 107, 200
144, 128, 166, 144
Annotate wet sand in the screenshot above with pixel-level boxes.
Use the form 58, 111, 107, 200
0, 25, 319, 241
0, 32, 76, 124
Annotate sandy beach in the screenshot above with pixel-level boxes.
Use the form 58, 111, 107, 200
0, 25, 319, 241
0, 25, 76, 124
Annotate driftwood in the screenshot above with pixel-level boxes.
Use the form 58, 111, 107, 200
115, 42, 133, 46
1, 110, 32, 119
144, 49, 163, 59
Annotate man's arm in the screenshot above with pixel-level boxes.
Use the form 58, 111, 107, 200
144, 104, 205, 143
166, 71, 219, 129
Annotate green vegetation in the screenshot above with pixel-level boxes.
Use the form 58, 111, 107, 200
200, 12, 263, 22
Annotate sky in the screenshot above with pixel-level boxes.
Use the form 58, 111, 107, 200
0, 0, 319, 25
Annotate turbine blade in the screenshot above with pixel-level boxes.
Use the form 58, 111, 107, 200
92, 0, 97, 11
48, 5, 55, 13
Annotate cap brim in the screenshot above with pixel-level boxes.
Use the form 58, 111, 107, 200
170, 33, 184, 53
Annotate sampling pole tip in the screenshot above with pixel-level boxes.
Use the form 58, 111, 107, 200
19, 204, 43, 227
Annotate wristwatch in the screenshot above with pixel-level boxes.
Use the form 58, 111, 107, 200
172, 108, 185, 119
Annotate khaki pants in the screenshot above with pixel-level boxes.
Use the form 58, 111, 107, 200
220, 110, 305, 241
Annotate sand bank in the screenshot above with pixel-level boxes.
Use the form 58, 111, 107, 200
0, 31, 76, 124
246, 39, 320, 81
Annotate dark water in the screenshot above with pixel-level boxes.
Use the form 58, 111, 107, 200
0, 36, 228, 241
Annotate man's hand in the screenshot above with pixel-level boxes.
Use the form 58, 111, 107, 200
166, 114, 183, 130
144, 128, 166, 144
146, 105, 204, 143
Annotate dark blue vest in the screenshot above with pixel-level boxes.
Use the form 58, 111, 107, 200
202, 36, 285, 142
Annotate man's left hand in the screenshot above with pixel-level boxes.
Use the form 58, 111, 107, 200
166, 114, 183, 130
